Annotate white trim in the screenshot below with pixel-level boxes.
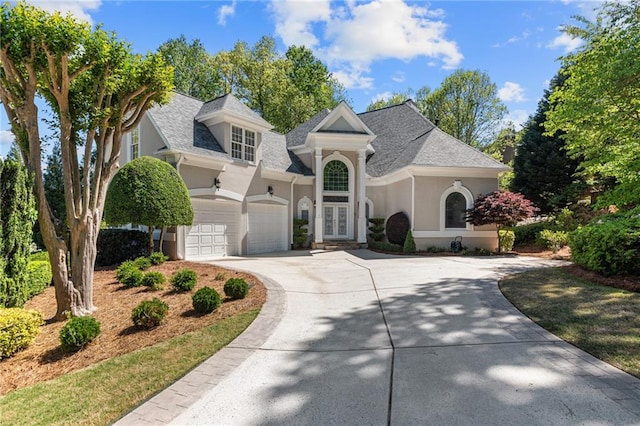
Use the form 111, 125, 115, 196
440, 182, 474, 231
311, 102, 375, 136
246, 194, 289, 205
366, 165, 508, 187
197, 110, 273, 132
156, 150, 230, 170
365, 198, 374, 219
322, 151, 355, 240
413, 230, 496, 238
189, 187, 244, 202
297, 196, 313, 235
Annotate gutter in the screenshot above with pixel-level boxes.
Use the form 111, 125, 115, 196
290, 176, 298, 248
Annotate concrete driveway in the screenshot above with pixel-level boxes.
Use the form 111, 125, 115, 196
119, 250, 640, 425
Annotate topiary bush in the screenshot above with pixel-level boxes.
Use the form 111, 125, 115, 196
498, 229, 515, 252
131, 298, 169, 328
149, 252, 168, 265
538, 229, 569, 253
171, 269, 198, 292
224, 278, 249, 300
0, 308, 43, 358
403, 229, 416, 254
59, 316, 101, 352
368, 218, 386, 242
133, 256, 152, 271
26, 260, 52, 300
385, 212, 410, 246
95, 229, 150, 267
192, 287, 222, 314
292, 219, 309, 249
141, 271, 166, 291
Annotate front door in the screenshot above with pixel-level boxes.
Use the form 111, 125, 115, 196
324, 204, 348, 239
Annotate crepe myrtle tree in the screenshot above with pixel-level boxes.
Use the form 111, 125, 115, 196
466, 190, 537, 253
104, 156, 194, 253
0, 2, 173, 319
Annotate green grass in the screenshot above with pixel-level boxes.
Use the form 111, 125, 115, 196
0, 308, 260, 426
500, 267, 640, 378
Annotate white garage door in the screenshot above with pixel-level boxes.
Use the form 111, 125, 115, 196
247, 203, 287, 255
185, 199, 239, 259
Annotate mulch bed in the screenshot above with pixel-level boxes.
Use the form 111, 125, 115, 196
0, 261, 266, 395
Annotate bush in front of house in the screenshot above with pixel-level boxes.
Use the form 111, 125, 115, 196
131, 298, 169, 328
149, 252, 168, 265
95, 229, 150, 267
511, 222, 550, 247
224, 278, 249, 300
403, 229, 416, 254
141, 271, 166, 291
133, 256, 152, 271
385, 212, 410, 246
498, 229, 515, 252
538, 229, 569, 253
170, 269, 198, 292
26, 260, 52, 300
368, 218, 385, 242
192, 287, 222, 314
0, 308, 43, 358
369, 241, 403, 252
59, 316, 101, 352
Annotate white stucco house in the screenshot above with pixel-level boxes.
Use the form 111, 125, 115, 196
118, 92, 508, 259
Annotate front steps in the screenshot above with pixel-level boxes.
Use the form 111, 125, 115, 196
311, 240, 367, 251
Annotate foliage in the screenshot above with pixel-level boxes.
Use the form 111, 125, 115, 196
545, 1, 640, 207
104, 156, 194, 253
538, 229, 570, 253
170, 269, 198, 292
0, 308, 43, 358
224, 278, 249, 300
59, 316, 101, 352
43, 144, 67, 228
292, 218, 308, 249
511, 221, 552, 246
96, 229, 150, 267
461, 248, 493, 256
424, 246, 448, 253
366, 91, 414, 111
569, 210, 640, 276
368, 218, 386, 242
498, 229, 515, 252
26, 261, 52, 300
133, 256, 152, 271
131, 298, 169, 328
0, 159, 37, 308
466, 191, 537, 252
121, 268, 144, 288
511, 73, 583, 213
386, 212, 410, 246
214, 272, 226, 281
149, 252, 168, 265
115, 261, 137, 281
141, 272, 166, 291
192, 287, 222, 314
0, 2, 174, 318
403, 229, 416, 254
369, 241, 403, 252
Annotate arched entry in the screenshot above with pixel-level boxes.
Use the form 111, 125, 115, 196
322, 153, 354, 239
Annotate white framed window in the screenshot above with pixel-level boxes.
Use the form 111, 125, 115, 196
231, 125, 255, 163
440, 181, 474, 231
130, 127, 140, 160
297, 196, 314, 234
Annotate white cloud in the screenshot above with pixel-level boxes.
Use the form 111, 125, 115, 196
498, 82, 527, 102
391, 71, 405, 83
504, 109, 530, 128
546, 32, 583, 53
271, 0, 462, 89
0, 130, 15, 146
29, 1, 101, 24
217, 1, 236, 26
371, 91, 393, 104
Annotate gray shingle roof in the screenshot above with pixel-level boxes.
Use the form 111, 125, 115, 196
262, 131, 313, 176
148, 92, 229, 160
286, 109, 330, 148
195, 93, 271, 128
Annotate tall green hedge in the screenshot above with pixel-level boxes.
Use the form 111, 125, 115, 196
0, 159, 37, 307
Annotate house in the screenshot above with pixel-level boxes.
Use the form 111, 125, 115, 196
119, 92, 508, 259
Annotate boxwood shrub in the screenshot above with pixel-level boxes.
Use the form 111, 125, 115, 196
192, 287, 222, 314
132, 298, 169, 328
149, 252, 168, 265
171, 269, 198, 292
141, 271, 165, 291
0, 308, 43, 358
224, 278, 249, 300
59, 316, 101, 352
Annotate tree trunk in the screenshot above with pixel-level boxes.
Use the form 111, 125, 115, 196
496, 226, 502, 254
158, 227, 166, 252
148, 226, 155, 254
67, 212, 100, 316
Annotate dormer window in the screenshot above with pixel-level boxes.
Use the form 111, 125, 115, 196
231, 125, 255, 163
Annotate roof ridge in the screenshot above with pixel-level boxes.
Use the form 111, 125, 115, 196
383, 127, 436, 174
358, 99, 413, 116
171, 91, 205, 104
430, 126, 506, 167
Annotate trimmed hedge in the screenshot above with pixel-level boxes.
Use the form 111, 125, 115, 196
95, 229, 150, 267
0, 308, 43, 358
59, 316, 101, 352
386, 212, 410, 246
499, 229, 515, 252
26, 260, 52, 300
192, 287, 222, 314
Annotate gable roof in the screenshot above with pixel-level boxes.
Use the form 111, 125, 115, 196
262, 132, 313, 176
286, 108, 330, 148
195, 93, 272, 129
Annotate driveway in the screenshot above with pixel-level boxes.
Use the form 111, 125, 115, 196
119, 250, 640, 425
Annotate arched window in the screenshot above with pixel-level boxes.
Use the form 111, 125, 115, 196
323, 160, 348, 192
445, 192, 467, 229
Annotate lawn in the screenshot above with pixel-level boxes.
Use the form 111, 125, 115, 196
500, 266, 640, 378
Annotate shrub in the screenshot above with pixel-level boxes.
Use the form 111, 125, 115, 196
192, 287, 222, 314
26, 260, 52, 299
59, 316, 101, 351
224, 278, 249, 300
368, 218, 385, 242
499, 229, 515, 252
512, 221, 551, 246
369, 241, 403, 252
171, 269, 197, 292
403, 229, 416, 254
424, 246, 447, 253
461, 248, 493, 256
293, 219, 308, 249
386, 212, 410, 246
569, 211, 640, 276
538, 229, 569, 253
214, 272, 226, 281
133, 256, 152, 271
0, 308, 43, 358
149, 252, 168, 265
28, 251, 49, 262
141, 271, 166, 291
95, 229, 149, 267
131, 298, 169, 328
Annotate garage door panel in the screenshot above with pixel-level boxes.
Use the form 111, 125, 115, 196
247, 204, 287, 255
186, 200, 239, 259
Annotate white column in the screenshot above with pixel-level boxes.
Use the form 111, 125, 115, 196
357, 149, 367, 243
314, 148, 324, 243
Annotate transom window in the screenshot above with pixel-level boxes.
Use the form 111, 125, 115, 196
130, 127, 139, 160
231, 125, 255, 163
323, 160, 348, 192
445, 192, 467, 228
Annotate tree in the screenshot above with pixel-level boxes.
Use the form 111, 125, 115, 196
43, 144, 66, 228
466, 190, 537, 253
419, 70, 507, 148
0, 158, 37, 307
0, 2, 173, 318
104, 156, 194, 253
511, 74, 583, 213
158, 34, 222, 101
366, 91, 414, 111
545, 1, 640, 208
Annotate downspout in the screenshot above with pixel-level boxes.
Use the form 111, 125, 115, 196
175, 154, 186, 260
407, 169, 415, 231
290, 176, 298, 249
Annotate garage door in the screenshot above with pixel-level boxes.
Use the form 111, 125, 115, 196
247, 203, 287, 254
185, 199, 239, 259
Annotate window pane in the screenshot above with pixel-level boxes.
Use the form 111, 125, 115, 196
301, 210, 309, 222
245, 130, 255, 146
445, 192, 467, 228
245, 145, 255, 162
231, 141, 242, 159
232, 126, 243, 143
323, 160, 348, 191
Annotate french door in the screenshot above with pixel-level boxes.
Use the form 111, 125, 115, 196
324, 204, 349, 239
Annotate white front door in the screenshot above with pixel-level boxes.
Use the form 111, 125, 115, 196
324, 204, 348, 239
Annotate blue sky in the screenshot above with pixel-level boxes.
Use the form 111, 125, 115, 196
0, 0, 600, 157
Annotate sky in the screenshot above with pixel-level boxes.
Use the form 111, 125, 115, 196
0, 0, 602, 158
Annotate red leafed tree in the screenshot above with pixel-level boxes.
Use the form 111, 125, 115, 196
466, 190, 537, 252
